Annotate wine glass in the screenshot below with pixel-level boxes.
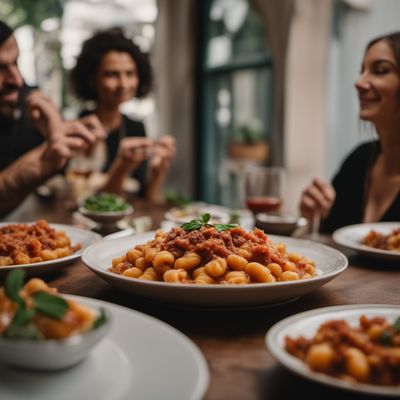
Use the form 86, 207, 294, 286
64, 144, 106, 209
243, 166, 285, 215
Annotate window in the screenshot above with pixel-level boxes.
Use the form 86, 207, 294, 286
199, 0, 272, 207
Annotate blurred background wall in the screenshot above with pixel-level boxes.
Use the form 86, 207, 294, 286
1, 0, 400, 212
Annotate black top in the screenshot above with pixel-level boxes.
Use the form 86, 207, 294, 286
320, 140, 400, 233
0, 86, 44, 171
81, 111, 148, 197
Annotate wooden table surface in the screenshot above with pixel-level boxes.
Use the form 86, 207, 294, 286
4, 194, 400, 400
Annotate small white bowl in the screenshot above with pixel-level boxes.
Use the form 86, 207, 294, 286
256, 213, 308, 236
79, 204, 133, 225
0, 307, 111, 371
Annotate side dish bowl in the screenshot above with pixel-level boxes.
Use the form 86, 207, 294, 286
79, 204, 133, 225
0, 305, 111, 371
256, 213, 307, 236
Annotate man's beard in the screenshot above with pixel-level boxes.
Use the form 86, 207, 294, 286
0, 84, 21, 120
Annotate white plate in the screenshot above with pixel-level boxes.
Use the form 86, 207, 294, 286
333, 222, 400, 261
266, 304, 400, 397
0, 295, 209, 400
82, 232, 348, 307
0, 222, 101, 274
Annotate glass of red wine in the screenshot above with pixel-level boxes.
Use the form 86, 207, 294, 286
244, 166, 285, 215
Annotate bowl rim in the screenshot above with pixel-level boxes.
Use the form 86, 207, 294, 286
256, 213, 307, 226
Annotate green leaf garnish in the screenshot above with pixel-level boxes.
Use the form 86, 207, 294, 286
84, 193, 128, 212
202, 213, 211, 223
181, 213, 237, 232
5, 269, 24, 304
2, 270, 78, 340
92, 308, 107, 330
393, 317, 400, 332
33, 291, 69, 320
12, 306, 36, 326
214, 223, 238, 232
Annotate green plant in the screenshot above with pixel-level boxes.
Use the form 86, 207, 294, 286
233, 123, 264, 144
0, 0, 62, 29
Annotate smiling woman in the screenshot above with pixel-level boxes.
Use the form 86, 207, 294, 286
299, 31, 400, 233
70, 28, 175, 202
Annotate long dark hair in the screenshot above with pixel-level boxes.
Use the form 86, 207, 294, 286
366, 31, 400, 67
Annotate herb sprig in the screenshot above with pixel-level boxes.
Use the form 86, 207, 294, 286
181, 213, 237, 232
3, 270, 108, 340
4, 269, 69, 340
378, 316, 400, 346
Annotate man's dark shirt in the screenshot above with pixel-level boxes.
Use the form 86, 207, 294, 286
0, 85, 43, 171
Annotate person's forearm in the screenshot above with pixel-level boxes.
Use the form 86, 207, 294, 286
145, 170, 167, 203
102, 159, 134, 194
0, 145, 53, 215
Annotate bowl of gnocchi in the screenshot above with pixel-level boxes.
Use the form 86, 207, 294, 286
82, 224, 348, 307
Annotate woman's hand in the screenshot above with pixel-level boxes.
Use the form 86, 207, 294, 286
299, 177, 336, 220
146, 135, 176, 202
116, 137, 153, 172
149, 135, 176, 176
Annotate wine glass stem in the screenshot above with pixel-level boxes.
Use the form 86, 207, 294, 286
311, 214, 320, 240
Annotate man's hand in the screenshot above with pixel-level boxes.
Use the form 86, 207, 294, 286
25, 90, 63, 138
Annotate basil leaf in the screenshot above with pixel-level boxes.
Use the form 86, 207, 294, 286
5, 269, 24, 304
92, 308, 107, 330
201, 213, 211, 224
214, 224, 237, 232
12, 306, 35, 326
5, 322, 40, 340
181, 219, 203, 231
33, 292, 68, 319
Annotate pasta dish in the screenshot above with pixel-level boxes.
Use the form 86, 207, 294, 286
285, 315, 400, 386
362, 228, 400, 251
0, 220, 80, 266
109, 225, 316, 284
0, 271, 102, 339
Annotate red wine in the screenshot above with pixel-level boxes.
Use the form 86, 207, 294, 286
246, 196, 282, 213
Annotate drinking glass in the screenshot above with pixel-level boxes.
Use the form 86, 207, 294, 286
243, 166, 285, 215
64, 145, 106, 208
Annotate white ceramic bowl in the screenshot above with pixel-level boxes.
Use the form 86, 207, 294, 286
79, 204, 133, 225
0, 304, 111, 371
256, 213, 307, 236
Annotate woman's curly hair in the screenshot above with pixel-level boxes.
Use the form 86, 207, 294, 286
70, 28, 153, 101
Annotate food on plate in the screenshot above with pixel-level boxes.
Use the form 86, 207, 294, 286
0, 220, 81, 266
362, 228, 400, 252
83, 192, 129, 212
109, 213, 316, 284
0, 269, 106, 340
285, 315, 400, 386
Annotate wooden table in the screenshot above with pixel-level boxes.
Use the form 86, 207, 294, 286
4, 195, 400, 400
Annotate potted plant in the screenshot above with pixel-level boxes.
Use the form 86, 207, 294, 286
229, 121, 269, 161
